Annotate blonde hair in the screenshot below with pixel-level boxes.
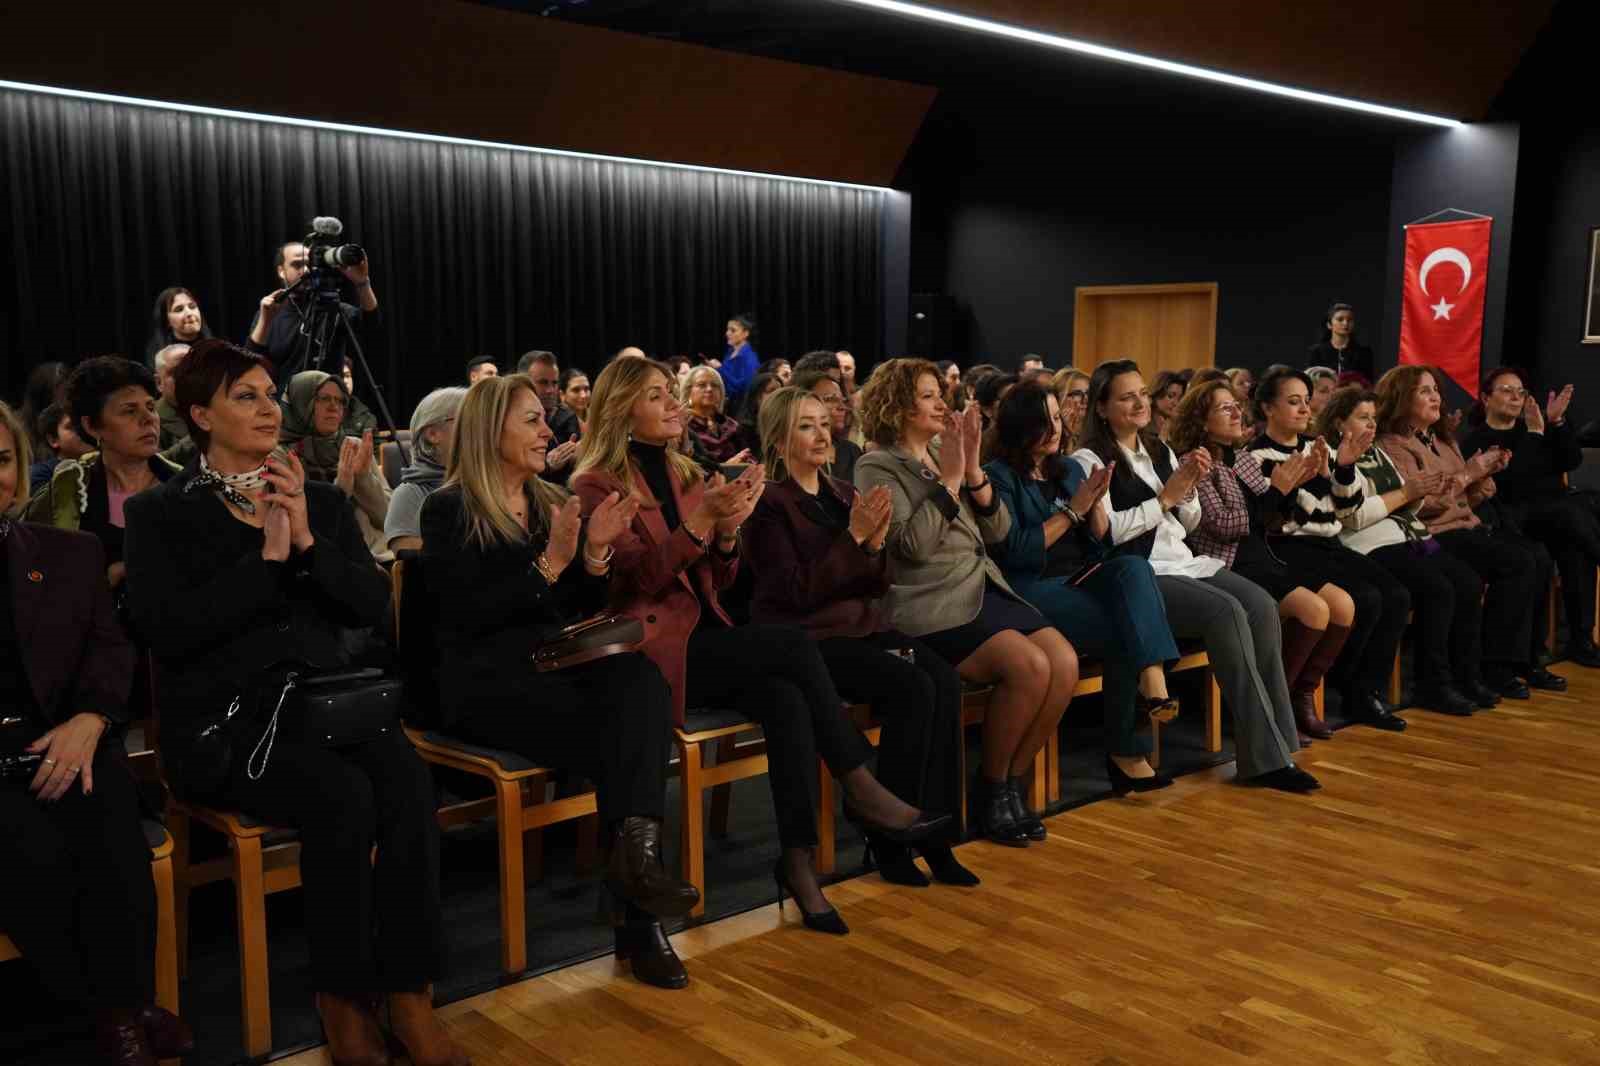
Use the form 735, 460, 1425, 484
573, 357, 702, 501
0, 401, 32, 517
857, 357, 941, 447
1050, 368, 1089, 401
679, 365, 726, 414
443, 374, 569, 548
758, 387, 829, 482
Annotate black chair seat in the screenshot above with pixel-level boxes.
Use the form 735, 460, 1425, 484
682, 707, 752, 735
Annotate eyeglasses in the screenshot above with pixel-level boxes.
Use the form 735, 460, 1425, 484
314, 395, 348, 410
1213, 402, 1242, 416
1492, 385, 1527, 399
1064, 390, 1088, 402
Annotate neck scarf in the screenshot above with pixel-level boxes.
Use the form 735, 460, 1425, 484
185, 454, 270, 515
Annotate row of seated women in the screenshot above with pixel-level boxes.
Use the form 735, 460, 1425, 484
7, 341, 1588, 1066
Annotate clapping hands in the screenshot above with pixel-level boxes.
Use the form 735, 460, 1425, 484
848, 485, 894, 551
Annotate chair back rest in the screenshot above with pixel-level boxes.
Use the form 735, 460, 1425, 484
390, 554, 444, 729
381, 442, 404, 487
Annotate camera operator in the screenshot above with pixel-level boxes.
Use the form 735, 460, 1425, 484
246, 239, 379, 377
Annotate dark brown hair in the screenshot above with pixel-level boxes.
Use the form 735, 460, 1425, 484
1313, 386, 1379, 444
1167, 379, 1236, 458
172, 338, 273, 452
1374, 364, 1450, 442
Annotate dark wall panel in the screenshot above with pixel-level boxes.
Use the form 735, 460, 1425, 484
1, 89, 889, 411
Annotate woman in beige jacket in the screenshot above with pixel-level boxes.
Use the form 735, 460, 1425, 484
855, 358, 1078, 848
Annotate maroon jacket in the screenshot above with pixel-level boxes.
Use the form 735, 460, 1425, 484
572, 464, 738, 726
743, 476, 888, 639
6, 521, 134, 726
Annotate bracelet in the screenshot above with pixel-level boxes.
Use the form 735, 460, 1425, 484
682, 524, 709, 552
583, 543, 615, 567
963, 475, 990, 493
533, 553, 560, 585
1064, 504, 1085, 526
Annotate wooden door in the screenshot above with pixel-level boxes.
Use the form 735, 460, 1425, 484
1072, 282, 1218, 373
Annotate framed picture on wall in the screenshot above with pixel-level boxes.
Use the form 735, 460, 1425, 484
1586, 228, 1600, 344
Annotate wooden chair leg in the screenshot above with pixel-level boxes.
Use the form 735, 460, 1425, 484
151, 852, 179, 1017
1389, 644, 1404, 706
230, 836, 271, 1059
1149, 721, 1161, 770
708, 735, 736, 839
495, 780, 528, 975
523, 779, 545, 884
1547, 577, 1560, 653
1313, 679, 1325, 722
816, 760, 837, 876
1028, 746, 1047, 813
1204, 673, 1222, 753
678, 740, 707, 920
1045, 729, 1061, 805
167, 809, 191, 979
1592, 567, 1598, 647
955, 721, 969, 838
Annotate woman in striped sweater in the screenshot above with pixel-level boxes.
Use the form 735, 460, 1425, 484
1233, 366, 1410, 731
1169, 377, 1354, 744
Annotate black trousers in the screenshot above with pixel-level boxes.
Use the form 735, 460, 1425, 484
1501, 530, 1556, 666
1368, 543, 1483, 687
1434, 527, 1540, 678
1521, 493, 1600, 647
816, 631, 961, 835
1268, 536, 1411, 694
684, 624, 874, 851
215, 729, 442, 996
0, 744, 155, 1009
454, 652, 670, 827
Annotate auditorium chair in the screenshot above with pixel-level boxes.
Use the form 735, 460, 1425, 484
676, 708, 772, 920
0, 822, 180, 1044
390, 558, 600, 976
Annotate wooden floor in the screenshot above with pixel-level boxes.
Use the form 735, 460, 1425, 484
282, 669, 1600, 1066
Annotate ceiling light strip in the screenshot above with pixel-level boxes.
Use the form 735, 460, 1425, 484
0, 78, 897, 192
830, 0, 1462, 128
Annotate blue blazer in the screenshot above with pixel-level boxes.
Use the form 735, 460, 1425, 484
983, 459, 1109, 608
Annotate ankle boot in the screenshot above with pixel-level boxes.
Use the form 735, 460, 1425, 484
1006, 776, 1047, 841
95, 1008, 155, 1066
615, 904, 689, 989
974, 777, 1029, 847
315, 992, 391, 1066
137, 1004, 195, 1059
1292, 621, 1348, 741
607, 816, 700, 919
388, 987, 469, 1066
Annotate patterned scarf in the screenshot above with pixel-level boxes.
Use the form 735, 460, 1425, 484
184, 454, 270, 515
1356, 444, 1430, 541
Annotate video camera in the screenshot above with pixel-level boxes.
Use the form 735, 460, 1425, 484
290, 215, 366, 304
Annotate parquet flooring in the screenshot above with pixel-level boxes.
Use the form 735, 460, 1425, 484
282, 669, 1600, 1065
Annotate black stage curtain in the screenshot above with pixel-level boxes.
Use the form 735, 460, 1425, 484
1, 88, 886, 415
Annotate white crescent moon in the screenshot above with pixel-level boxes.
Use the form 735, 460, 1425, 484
1419, 247, 1472, 296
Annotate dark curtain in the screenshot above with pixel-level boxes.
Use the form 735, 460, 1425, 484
1, 88, 886, 415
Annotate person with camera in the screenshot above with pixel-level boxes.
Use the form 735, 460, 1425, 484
247, 239, 378, 376
418, 373, 701, 989
124, 339, 465, 1066
1, 400, 194, 1066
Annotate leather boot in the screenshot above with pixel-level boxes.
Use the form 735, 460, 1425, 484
1006, 776, 1047, 841
1279, 618, 1324, 697
974, 777, 1029, 847
615, 904, 689, 989
95, 1008, 155, 1066
315, 992, 391, 1066
388, 987, 470, 1066
1292, 621, 1347, 741
137, 1004, 195, 1059
607, 816, 701, 919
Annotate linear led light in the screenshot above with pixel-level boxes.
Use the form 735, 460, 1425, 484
830, 0, 1463, 128
0, 78, 898, 192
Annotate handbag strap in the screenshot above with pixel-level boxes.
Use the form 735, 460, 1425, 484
246, 672, 300, 781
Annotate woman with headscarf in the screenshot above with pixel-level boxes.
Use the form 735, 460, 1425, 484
385, 386, 467, 554
279, 370, 393, 563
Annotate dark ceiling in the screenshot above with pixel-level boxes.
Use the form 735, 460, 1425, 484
498, 0, 1554, 121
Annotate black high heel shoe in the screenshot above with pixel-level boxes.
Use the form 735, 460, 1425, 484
613, 909, 689, 989
861, 834, 930, 887
1005, 776, 1047, 842
842, 801, 951, 844
773, 858, 849, 935
1104, 754, 1174, 796
913, 839, 980, 886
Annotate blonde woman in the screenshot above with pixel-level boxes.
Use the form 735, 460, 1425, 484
745, 388, 974, 887
573, 359, 947, 935
1050, 368, 1090, 454
418, 373, 700, 989
680, 364, 745, 463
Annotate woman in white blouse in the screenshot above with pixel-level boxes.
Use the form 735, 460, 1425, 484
1070, 361, 1317, 793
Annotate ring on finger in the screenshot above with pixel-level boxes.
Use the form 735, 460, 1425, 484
43, 757, 57, 765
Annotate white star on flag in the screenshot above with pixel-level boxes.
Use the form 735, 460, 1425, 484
1430, 297, 1454, 320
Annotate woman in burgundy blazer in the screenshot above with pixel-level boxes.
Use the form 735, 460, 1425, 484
573, 359, 947, 936
0, 400, 192, 1066
745, 388, 972, 888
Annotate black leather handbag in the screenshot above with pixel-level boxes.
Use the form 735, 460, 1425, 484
0, 715, 42, 787
532, 614, 645, 673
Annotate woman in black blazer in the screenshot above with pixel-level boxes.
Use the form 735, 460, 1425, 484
123, 341, 465, 1066
0, 401, 192, 1066
418, 373, 700, 990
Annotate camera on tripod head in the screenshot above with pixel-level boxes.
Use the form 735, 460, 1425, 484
291, 216, 366, 304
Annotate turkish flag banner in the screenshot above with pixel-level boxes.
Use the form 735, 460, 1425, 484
1398, 217, 1493, 396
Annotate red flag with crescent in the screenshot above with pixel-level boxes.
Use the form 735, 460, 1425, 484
1398, 217, 1492, 396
